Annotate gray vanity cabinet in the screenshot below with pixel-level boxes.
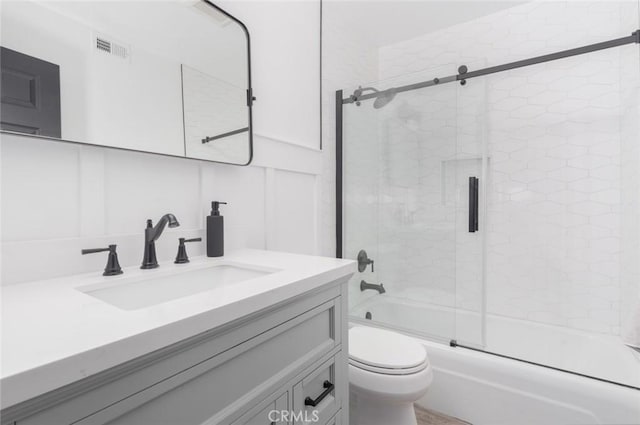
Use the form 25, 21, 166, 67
231, 391, 288, 425
9, 279, 349, 425
325, 411, 342, 425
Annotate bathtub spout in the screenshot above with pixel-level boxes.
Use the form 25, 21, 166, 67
360, 280, 385, 294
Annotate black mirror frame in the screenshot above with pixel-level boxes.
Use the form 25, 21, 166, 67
198, 0, 254, 166
0, 0, 254, 167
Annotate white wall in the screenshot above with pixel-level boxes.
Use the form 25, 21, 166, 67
0, 0, 324, 286
217, 0, 321, 150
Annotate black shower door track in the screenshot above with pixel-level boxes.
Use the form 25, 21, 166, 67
335, 29, 640, 257
341, 29, 640, 105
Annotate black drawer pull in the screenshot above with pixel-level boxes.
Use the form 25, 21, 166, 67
304, 380, 334, 407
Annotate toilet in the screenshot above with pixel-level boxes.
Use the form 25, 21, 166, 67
349, 326, 433, 425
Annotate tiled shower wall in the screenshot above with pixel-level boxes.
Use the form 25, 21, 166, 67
374, 1, 640, 336
620, 6, 640, 347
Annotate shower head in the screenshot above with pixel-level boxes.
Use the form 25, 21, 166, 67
373, 89, 397, 109
351, 86, 378, 106
350, 85, 397, 109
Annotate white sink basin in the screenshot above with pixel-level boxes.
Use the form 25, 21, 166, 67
77, 263, 278, 310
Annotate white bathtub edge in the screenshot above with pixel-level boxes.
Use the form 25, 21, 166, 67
416, 339, 640, 425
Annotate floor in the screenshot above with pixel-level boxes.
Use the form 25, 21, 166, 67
415, 406, 472, 425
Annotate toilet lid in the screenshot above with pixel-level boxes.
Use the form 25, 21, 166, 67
349, 326, 427, 372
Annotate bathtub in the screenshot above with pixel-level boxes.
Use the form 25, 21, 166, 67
350, 297, 640, 425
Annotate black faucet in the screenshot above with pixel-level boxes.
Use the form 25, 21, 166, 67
360, 280, 385, 294
141, 214, 180, 269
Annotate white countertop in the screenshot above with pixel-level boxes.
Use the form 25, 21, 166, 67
0, 249, 355, 409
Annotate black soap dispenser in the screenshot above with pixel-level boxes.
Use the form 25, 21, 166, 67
207, 201, 227, 257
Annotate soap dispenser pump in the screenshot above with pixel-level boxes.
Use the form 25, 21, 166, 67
207, 201, 227, 257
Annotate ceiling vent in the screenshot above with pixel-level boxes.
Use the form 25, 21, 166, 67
94, 34, 130, 60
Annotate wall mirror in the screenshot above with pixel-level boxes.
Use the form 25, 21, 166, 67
0, 0, 253, 165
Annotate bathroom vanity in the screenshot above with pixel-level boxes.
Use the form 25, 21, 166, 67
1, 250, 354, 425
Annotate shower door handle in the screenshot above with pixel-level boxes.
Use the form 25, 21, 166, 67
469, 177, 479, 232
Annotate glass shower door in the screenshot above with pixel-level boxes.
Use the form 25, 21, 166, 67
452, 62, 487, 349
344, 66, 486, 347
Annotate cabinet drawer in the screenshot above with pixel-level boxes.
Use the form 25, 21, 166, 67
324, 410, 341, 425
292, 353, 344, 425
232, 391, 288, 425
73, 300, 340, 425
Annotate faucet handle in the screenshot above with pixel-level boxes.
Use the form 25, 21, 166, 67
81, 247, 110, 255
82, 244, 123, 276
357, 249, 374, 273
175, 237, 202, 264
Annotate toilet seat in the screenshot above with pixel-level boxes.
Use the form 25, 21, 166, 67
349, 326, 428, 376
349, 357, 428, 375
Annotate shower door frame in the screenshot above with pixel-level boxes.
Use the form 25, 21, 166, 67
335, 28, 640, 391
